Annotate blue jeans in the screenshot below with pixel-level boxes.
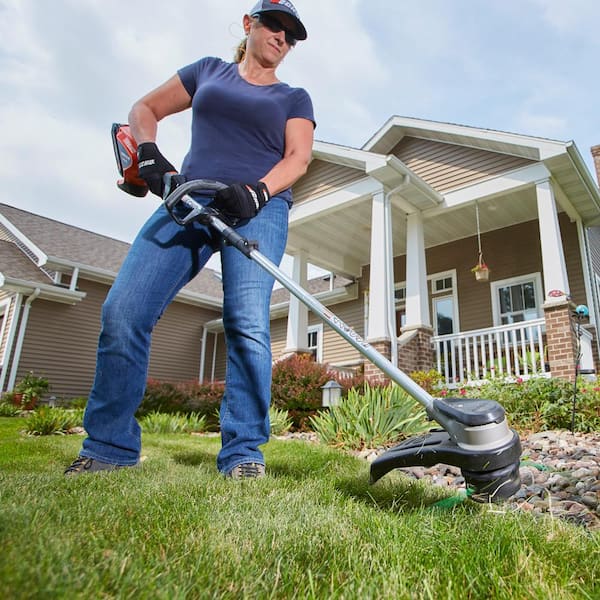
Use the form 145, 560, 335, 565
81, 198, 289, 473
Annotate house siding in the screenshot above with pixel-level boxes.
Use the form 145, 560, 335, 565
292, 159, 365, 204
310, 300, 363, 366
391, 137, 534, 193
588, 227, 600, 278
13, 279, 221, 398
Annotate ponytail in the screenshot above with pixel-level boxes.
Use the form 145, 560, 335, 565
234, 37, 247, 63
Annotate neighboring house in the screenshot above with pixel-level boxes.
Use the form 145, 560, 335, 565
0, 204, 224, 397
3, 115, 600, 397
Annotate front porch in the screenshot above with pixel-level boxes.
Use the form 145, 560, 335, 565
430, 316, 595, 388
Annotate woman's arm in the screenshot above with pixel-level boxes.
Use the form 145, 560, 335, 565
128, 74, 192, 144
260, 117, 314, 196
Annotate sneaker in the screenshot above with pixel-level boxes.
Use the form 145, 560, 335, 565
226, 462, 266, 480
64, 456, 139, 477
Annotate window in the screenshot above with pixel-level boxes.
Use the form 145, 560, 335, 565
307, 324, 323, 362
433, 296, 455, 335
491, 274, 543, 326
393, 270, 459, 336
394, 284, 406, 336
431, 271, 458, 336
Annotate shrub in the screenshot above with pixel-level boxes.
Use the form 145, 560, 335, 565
269, 407, 293, 436
140, 411, 206, 434
457, 376, 600, 433
271, 354, 369, 430
176, 380, 224, 431
271, 354, 330, 412
137, 380, 224, 430
309, 383, 429, 450
409, 369, 444, 394
137, 380, 187, 416
0, 401, 22, 417
24, 407, 83, 436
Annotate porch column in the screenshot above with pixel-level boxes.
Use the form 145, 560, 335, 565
284, 250, 310, 355
536, 179, 577, 380
366, 190, 393, 381
536, 179, 570, 299
404, 211, 431, 328
398, 211, 433, 374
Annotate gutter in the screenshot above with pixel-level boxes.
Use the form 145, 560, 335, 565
0, 274, 85, 304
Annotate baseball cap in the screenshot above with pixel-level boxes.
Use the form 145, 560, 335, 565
249, 0, 307, 41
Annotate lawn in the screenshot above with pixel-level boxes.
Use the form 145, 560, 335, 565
0, 417, 598, 599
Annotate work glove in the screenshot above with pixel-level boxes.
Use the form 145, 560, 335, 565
137, 142, 177, 197
214, 182, 271, 220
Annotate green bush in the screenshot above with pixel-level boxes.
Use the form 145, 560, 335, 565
24, 407, 83, 436
409, 369, 444, 394
0, 401, 22, 417
269, 407, 293, 436
447, 376, 600, 433
140, 411, 206, 434
309, 383, 429, 450
137, 379, 224, 430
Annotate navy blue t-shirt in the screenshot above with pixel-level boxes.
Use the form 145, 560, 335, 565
177, 57, 315, 205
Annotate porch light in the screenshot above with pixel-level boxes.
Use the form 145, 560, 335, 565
321, 380, 343, 408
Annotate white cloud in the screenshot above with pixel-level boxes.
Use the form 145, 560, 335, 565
1, 0, 600, 251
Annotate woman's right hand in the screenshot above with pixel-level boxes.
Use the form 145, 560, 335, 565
137, 142, 177, 197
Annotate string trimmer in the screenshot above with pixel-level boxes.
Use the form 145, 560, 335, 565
111, 123, 522, 502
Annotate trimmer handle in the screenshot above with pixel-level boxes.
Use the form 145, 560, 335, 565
163, 176, 227, 226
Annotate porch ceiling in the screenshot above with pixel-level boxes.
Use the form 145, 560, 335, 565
286, 186, 540, 279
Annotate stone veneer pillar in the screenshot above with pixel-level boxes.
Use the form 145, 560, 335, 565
544, 300, 577, 382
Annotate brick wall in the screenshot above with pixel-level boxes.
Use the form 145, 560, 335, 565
364, 340, 391, 383
398, 327, 434, 376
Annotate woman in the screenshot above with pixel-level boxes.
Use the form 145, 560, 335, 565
65, 0, 314, 479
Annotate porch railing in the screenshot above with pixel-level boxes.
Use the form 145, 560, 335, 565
432, 318, 548, 387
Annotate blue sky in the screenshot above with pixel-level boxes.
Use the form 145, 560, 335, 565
1, 0, 599, 251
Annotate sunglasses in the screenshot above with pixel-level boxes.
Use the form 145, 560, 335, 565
255, 13, 297, 47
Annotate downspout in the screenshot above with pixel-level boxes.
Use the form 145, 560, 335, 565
0, 293, 23, 392
211, 334, 218, 383
199, 326, 208, 382
385, 176, 411, 368
7, 288, 41, 390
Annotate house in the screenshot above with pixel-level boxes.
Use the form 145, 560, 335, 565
3, 115, 600, 398
270, 116, 600, 386
0, 204, 223, 397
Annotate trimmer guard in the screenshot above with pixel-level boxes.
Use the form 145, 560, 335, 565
370, 426, 522, 502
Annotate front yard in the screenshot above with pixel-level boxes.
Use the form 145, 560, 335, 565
0, 417, 598, 599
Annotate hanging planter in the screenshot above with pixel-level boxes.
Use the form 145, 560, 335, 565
472, 202, 490, 282
471, 261, 490, 281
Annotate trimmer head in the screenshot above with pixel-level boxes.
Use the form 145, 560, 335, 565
370, 397, 522, 503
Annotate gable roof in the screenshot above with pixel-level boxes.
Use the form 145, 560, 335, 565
362, 116, 600, 224
0, 203, 223, 305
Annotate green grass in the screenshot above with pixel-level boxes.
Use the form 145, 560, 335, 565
0, 417, 598, 599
